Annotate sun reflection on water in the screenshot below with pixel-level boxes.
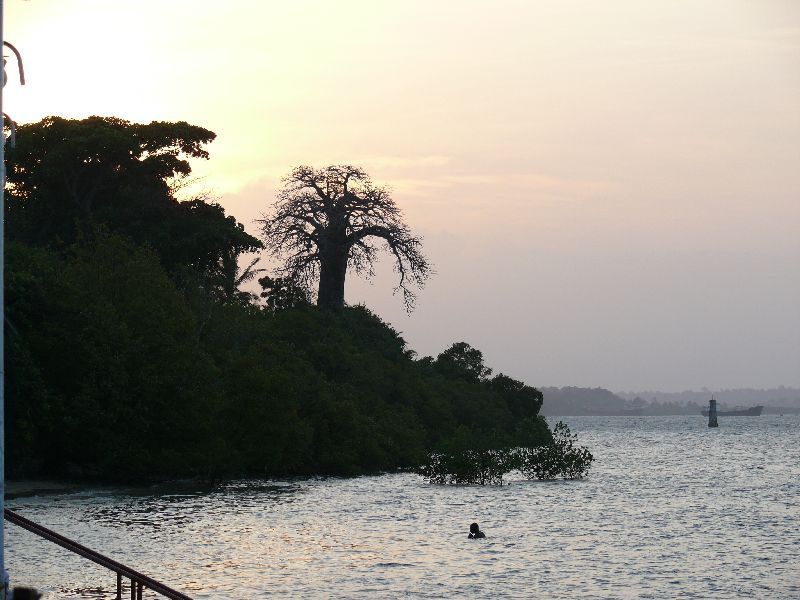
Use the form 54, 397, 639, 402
5, 417, 800, 598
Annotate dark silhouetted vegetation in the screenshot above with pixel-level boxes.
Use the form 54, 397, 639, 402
5, 116, 553, 482
258, 165, 431, 311
418, 421, 594, 485
515, 422, 594, 480
5, 115, 262, 296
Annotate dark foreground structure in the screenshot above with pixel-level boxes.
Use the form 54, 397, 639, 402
4, 509, 193, 599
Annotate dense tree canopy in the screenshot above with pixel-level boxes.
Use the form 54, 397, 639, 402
5, 115, 550, 482
434, 342, 493, 382
7, 235, 549, 479
259, 165, 431, 311
6, 116, 213, 242
258, 275, 309, 313
6, 235, 222, 477
4, 116, 261, 297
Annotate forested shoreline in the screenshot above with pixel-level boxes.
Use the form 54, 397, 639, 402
4, 116, 550, 482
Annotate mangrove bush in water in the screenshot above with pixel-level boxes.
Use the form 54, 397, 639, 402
515, 422, 594, 480
417, 426, 521, 486
417, 422, 594, 485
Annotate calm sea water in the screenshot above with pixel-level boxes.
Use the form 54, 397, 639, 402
5, 416, 800, 599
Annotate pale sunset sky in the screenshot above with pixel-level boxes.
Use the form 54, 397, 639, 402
5, 0, 799, 392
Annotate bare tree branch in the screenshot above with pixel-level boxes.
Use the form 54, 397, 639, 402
258, 165, 432, 311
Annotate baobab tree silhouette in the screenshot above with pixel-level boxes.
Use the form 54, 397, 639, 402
259, 165, 431, 311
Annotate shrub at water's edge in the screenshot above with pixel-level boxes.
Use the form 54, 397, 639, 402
417, 421, 594, 485
416, 423, 532, 485
516, 422, 594, 480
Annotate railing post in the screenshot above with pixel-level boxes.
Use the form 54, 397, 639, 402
5, 509, 193, 599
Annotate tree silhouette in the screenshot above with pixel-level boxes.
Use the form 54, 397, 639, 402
5, 116, 216, 245
259, 165, 431, 310
435, 342, 493, 382
5, 116, 262, 298
258, 275, 309, 312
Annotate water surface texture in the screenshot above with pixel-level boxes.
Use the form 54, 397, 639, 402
6, 416, 800, 598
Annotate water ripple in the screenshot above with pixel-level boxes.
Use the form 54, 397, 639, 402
5, 415, 800, 598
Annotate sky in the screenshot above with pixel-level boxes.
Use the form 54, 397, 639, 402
4, 0, 799, 392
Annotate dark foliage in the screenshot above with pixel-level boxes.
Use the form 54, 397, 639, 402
5, 235, 223, 479
258, 275, 309, 313
417, 425, 525, 485
6, 236, 549, 481
417, 421, 593, 485
4, 115, 553, 483
4, 116, 262, 298
433, 342, 493, 383
515, 422, 594, 480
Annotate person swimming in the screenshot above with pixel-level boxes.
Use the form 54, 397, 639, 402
468, 522, 486, 539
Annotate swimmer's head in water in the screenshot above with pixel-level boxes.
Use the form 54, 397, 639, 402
470, 522, 480, 534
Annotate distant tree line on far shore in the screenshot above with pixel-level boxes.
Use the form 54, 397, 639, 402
541, 386, 800, 416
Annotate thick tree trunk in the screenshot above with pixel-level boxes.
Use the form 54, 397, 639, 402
317, 250, 348, 310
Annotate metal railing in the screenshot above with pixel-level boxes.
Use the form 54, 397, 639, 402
4, 509, 193, 600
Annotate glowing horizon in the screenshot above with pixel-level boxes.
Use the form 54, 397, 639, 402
5, 0, 799, 391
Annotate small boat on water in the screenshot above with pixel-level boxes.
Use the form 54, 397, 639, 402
701, 405, 763, 417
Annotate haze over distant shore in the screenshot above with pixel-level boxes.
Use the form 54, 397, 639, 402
541, 386, 800, 416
